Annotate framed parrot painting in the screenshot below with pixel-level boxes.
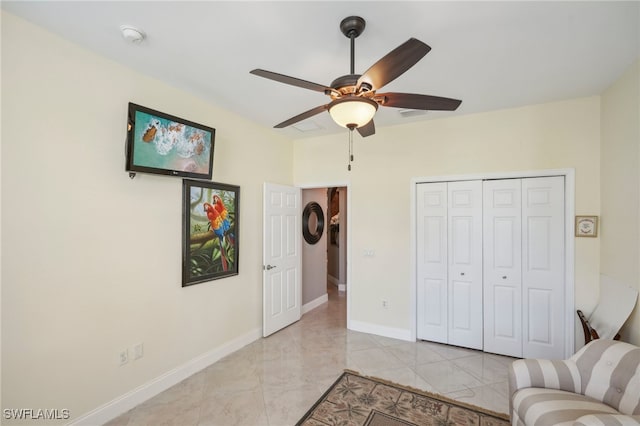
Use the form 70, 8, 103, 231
182, 179, 239, 286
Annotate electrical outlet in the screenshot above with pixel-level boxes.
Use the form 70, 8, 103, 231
381, 299, 389, 309
133, 343, 144, 360
119, 349, 129, 366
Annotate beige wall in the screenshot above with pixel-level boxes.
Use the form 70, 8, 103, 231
294, 97, 602, 340
1, 12, 292, 423
600, 60, 640, 345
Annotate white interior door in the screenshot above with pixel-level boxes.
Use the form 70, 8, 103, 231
447, 180, 483, 350
483, 179, 523, 357
263, 183, 301, 337
522, 176, 565, 359
416, 182, 448, 343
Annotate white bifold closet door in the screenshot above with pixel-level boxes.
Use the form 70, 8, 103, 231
417, 180, 483, 350
447, 180, 483, 349
521, 176, 565, 359
483, 176, 565, 359
416, 182, 448, 344
483, 179, 523, 357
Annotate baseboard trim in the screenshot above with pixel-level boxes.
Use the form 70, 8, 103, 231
328, 275, 346, 292
349, 320, 413, 342
69, 327, 262, 426
302, 293, 328, 314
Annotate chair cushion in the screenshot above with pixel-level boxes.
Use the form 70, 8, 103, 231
512, 387, 619, 425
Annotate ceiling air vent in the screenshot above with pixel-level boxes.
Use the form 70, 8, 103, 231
398, 109, 428, 118
292, 121, 322, 132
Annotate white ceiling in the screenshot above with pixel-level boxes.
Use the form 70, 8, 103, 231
3, 1, 639, 139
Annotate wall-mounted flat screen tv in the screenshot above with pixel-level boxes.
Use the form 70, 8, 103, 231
126, 103, 215, 179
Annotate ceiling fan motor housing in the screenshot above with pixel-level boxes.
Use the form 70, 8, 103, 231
329, 74, 373, 98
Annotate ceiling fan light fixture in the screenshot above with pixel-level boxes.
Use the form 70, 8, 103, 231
328, 97, 378, 129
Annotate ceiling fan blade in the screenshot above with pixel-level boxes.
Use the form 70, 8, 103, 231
250, 69, 331, 93
357, 38, 431, 91
356, 120, 375, 137
378, 92, 462, 111
274, 104, 329, 128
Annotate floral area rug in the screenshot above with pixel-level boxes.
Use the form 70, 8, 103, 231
296, 371, 510, 426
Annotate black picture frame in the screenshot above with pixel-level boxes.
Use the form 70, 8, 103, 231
302, 202, 325, 245
126, 103, 215, 180
182, 179, 239, 286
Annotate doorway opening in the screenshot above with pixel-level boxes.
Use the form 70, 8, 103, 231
301, 185, 349, 325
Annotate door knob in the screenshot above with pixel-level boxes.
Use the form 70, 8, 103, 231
502, 276, 507, 279
264, 265, 276, 271
460, 272, 465, 276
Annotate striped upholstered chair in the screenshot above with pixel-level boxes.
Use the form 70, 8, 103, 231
509, 339, 640, 425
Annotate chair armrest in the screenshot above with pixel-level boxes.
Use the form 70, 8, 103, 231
508, 358, 581, 413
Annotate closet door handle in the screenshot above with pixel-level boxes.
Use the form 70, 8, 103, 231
502, 276, 507, 279
460, 272, 465, 276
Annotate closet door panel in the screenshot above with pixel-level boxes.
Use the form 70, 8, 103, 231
483, 179, 522, 357
451, 280, 472, 330
416, 183, 448, 343
423, 278, 446, 332
522, 176, 565, 359
448, 180, 483, 350
528, 288, 552, 343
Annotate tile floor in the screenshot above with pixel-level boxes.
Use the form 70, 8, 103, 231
106, 286, 515, 426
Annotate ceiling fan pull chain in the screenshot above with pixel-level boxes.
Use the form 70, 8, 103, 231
351, 135, 354, 163
347, 129, 354, 171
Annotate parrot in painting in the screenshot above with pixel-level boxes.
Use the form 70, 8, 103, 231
212, 195, 235, 246
203, 195, 232, 271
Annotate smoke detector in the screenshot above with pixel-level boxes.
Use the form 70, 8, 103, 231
120, 25, 146, 44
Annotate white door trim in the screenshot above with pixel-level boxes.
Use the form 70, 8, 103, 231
410, 168, 575, 358
297, 181, 351, 329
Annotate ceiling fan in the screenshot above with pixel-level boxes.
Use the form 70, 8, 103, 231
250, 16, 462, 137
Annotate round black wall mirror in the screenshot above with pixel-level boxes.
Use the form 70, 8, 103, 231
302, 202, 325, 245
